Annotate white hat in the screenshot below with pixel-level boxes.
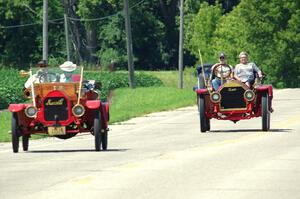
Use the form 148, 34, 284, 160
59, 61, 77, 72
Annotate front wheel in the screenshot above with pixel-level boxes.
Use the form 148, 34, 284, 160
198, 95, 208, 132
94, 110, 102, 151
12, 113, 20, 153
101, 130, 108, 151
22, 135, 29, 151
262, 92, 270, 131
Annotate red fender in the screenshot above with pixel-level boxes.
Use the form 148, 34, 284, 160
8, 104, 29, 112
86, 100, 101, 109
196, 88, 208, 95
256, 85, 273, 97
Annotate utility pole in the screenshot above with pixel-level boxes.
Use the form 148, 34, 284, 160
64, 14, 71, 61
42, 0, 48, 62
124, 0, 135, 88
178, 0, 184, 89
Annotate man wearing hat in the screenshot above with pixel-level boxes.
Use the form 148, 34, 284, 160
24, 60, 48, 89
210, 53, 232, 90
59, 61, 77, 82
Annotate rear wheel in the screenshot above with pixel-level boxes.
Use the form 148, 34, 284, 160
198, 95, 207, 132
262, 92, 270, 131
94, 110, 102, 151
206, 118, 211, 131
22, 135, 29, 151
101, 130, 108, 151
12, 113, 19, 153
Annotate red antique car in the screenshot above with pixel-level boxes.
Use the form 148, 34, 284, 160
195, 63, 273, 132
9, 67, 109, 152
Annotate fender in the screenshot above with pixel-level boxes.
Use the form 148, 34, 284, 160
256, 85, 273, 97
196, 88, 208, 95
100, 102, 109, 128
86, 100, 101, 109
8, 104, 29, 112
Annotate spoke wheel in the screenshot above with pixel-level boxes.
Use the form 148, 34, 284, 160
206, 118, 211, 131
94, 110, 102, 151
101, 130, 108, 151
262, 92, 270, 131
198, 95, 207, 132
22, 135, 29, 151
12, 113, 20, 153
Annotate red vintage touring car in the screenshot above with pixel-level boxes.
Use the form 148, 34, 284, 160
9, 66, 109, 152
195, 63, 273, 132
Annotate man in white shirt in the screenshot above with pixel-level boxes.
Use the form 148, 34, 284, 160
234, 51, 263, 87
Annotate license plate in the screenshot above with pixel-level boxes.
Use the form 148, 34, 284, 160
48, 126, 66, 136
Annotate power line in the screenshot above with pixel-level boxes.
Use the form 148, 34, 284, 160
0, 22, 41, 29
0, 0, 146, 29
67, 0, 146, 22
131, 0, 147, 9
0, 18, 64, 29
67, 13, 120, 22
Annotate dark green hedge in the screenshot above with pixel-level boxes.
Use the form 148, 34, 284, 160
0, 69, 28, 109
0, 69, 163, 109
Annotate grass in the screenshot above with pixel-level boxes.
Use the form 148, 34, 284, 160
0, 110, 11, 142
0, 70, 198, 142
143, 67, 197, 89
109, 87, 195, 123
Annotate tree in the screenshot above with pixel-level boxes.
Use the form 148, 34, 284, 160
184, 2, 223, 63
213, 0, 300, 87
0, 0, 64, 68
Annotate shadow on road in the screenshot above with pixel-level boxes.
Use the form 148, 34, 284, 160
27, 148, 129, 153
209, 128, 292, 133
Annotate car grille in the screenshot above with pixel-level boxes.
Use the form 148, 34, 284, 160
220, 86, 246, 109
44, 97, 68, 121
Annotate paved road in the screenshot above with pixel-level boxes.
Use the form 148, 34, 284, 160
1, 89, 300, 199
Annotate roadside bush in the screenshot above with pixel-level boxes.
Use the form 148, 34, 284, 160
0, 68, 27, 109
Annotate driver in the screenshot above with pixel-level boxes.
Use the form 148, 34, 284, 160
24, 60, 48, 89
234, 51, 262, 87
210, 53, 232, 90
59, 61, 77, 82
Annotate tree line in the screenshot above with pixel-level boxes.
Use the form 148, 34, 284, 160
0, 0, 299, 87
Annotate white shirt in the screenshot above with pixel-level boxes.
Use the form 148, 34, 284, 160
234, 62, 261, 82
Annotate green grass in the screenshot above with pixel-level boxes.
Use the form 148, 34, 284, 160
0, 110, 11, 142
144, 67, 198, 89
109, 87, 195, 123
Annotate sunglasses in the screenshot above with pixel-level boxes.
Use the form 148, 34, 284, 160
220, 57, 225, 60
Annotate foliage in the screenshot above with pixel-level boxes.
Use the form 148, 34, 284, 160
0, 68, 27, 109
0, 0, 65, 68
185, 2, 223, 63
212, 0, 300, 87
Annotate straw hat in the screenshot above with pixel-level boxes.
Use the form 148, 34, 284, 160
59, 61, 77, 72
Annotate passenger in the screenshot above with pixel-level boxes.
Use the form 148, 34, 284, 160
234, 51, 263, 87
210, 52, 232, 90
24, 60, 48, 89
59, 61, 77, 82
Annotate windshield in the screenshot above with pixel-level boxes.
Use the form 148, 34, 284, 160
31, 66, 81, 84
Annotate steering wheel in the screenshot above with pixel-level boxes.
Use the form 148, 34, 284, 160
213, 63, 232, 79
39, 72, 58, 83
